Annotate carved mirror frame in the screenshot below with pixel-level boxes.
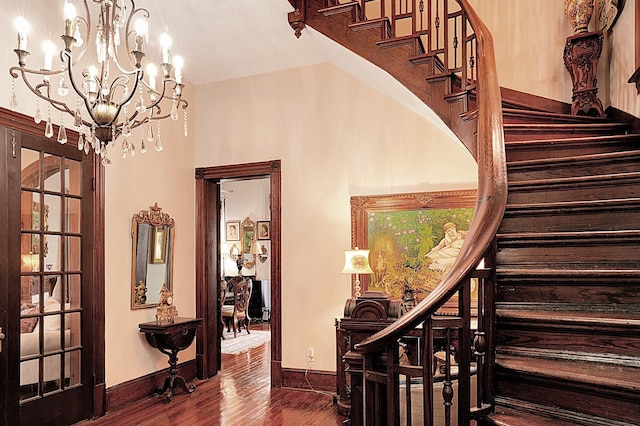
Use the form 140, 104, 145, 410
131, 203, 175, 309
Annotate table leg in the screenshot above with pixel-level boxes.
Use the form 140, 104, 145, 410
160, 350, 197, 403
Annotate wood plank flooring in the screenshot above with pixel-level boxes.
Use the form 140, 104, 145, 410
78, 327, 345, 425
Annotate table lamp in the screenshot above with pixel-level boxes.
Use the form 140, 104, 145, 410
341, 247, 374, 298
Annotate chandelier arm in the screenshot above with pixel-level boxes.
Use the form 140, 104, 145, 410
103, 69, 142, 128
62, 50, 99, 125
9, 66, 76, 118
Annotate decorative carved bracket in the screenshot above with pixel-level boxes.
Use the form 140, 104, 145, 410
288, 9, 306, 38
563, 30, 605, 117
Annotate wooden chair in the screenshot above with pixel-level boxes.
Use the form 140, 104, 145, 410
221, 277, 252, 338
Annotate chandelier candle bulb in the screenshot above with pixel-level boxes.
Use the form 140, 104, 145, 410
64, 3, 76, 38
173, 55, 184, 84
15, 17, 29, 51
160, 33, 171, 64
43, 41, 56, 71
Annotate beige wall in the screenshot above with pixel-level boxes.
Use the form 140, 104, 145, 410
195, 63, 477, 371
469, 0, 637, 113
103, 81, 197, 386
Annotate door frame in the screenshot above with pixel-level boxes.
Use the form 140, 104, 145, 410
195, 160, 282, 385
0, 107, 106, 423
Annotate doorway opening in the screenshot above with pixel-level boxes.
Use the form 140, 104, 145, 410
194, 160, 282, 386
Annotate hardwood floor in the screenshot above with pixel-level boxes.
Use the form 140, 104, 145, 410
78, 326, 345, 425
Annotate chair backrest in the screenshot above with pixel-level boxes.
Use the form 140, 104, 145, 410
232, 278, 252, 315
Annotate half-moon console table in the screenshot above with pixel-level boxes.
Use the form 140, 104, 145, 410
139, 317, 203, 402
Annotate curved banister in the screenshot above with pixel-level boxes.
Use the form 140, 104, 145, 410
354, 0, 507, 355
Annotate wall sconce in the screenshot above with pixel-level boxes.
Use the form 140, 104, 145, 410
341, 247, 374, 298
251, 240, 268, 263
229, 243, 242, 275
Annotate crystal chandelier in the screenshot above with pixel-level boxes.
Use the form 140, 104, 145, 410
9, 0, 188, 165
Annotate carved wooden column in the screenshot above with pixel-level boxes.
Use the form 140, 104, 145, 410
563, 30, 605, 117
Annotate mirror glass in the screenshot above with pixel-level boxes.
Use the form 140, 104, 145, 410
240, 216, 256, 269
131, 203, 175, 309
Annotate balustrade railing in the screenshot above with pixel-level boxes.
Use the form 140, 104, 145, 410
331, 1, 505, 424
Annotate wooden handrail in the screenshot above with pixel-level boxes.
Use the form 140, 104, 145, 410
354, 0, 507, 356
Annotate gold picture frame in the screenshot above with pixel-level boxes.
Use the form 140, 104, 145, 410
349, 190, 476, 300
149, 225, 167, 264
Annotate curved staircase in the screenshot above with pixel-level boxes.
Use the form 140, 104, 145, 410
290, 1, 640, 424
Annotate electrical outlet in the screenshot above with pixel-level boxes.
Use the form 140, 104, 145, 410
307, 347, 315, 362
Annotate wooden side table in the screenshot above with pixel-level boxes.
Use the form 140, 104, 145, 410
139, 317, 203, 402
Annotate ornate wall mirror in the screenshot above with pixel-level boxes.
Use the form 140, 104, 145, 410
131, 203, 175, 309
240, 216, 256, 269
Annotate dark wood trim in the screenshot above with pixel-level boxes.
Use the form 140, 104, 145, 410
195, 160, 282, 387
605, 105, 640, 134
105, 360, 197, 413
281, 367, 336, 393
632, 0, 640, 93
500, 87, 571, 114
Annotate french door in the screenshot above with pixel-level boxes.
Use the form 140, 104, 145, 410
0, 111, 98, 425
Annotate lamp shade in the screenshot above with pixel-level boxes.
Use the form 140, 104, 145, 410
250, 239, 262, 255
341, 248, 374, 275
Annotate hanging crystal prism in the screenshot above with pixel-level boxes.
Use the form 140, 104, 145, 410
57, 75, 70, 96
10, 79, 18, 111
129, 139, 136, 156
74, 107, 83, 130
155, 121, 164, 152
183, 110, 188, 137
84, 134, 91, 154
171, 98, 179, 121
78, 133, 85, 151
45, 107, 54, 138
73, 23, 84, 47
140, 137, 147, 154
34, 99, 42, 124
121, 138, 129, 159
57, 119, 68, 144
90, 127, 98, 152
101, 150, 111, 167
135, 87, 146, 113
146, 120, 154, 142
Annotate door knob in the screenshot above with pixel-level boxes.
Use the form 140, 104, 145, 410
0, 327, 4, 352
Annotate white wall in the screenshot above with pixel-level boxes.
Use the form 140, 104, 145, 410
195, 62, 478, 371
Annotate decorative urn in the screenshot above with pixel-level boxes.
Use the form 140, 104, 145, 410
564, 0, 595, 34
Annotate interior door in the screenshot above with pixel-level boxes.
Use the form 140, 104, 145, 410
0, 123, 95, 425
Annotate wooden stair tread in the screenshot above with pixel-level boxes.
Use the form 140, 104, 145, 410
496, 268, 640, 278
496, 354, 640, 392
489, 398, 633, 426
502, 107, 609, 123
509, 170, 640, 188
496, 308, 640, 327
507, 149, 640, 169
504, 122, 629, 131
505, 197, 640, 212
505, 133, 638, 146
488, 405, 589, 426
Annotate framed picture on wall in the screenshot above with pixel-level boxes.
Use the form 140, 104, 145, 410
257, 221, 271, 240
226, 221, 240, 241
349, 190, 476, 300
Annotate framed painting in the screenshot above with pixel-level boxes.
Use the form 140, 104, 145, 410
149, 225, 167, 264
257, 221, 271, 240
226, 221, 240, 241
349, 190, 476, 301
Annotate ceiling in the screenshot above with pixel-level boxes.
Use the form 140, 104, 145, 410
152, 0, 328, 85
2, 0, 455, 136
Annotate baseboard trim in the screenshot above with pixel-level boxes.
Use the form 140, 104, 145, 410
281, 367, 335, 393
105, 360, 197, 413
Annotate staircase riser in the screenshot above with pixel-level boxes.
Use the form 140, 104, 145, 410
505, 141, 639, 162
503, 113, 602, 125
495, 374, 640, 424
496, 283, 640, 305
496, 329, 640, 358
507, 183, 640, 204
496, 243, 640, 268
499, 209, 640, 233
507, 159, 640, 181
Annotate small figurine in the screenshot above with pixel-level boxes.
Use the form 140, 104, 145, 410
134, 280, 148, 305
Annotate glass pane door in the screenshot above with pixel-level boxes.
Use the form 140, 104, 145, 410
19, 148, 83, 401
